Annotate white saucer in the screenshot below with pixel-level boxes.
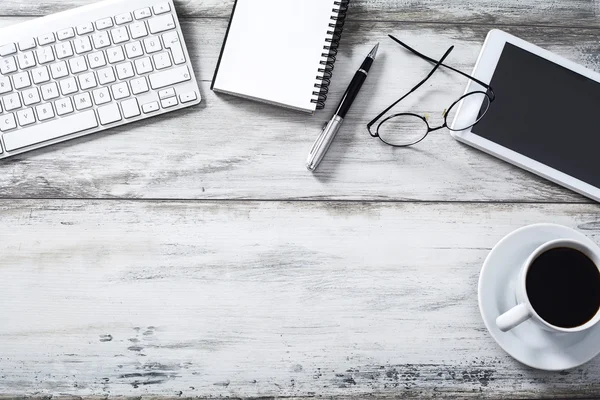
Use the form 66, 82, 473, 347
479, 223, 600, 371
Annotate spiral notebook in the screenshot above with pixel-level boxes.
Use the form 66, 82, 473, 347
211, 0, 349, 113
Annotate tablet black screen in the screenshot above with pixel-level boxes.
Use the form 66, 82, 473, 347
471, 43, 600, 189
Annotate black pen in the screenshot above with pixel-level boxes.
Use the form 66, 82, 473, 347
306, 43, 379, 171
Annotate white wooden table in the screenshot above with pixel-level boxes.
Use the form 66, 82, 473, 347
2, 0, 600, 398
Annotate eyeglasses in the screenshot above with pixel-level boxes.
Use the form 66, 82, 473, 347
367, 35, 495, 147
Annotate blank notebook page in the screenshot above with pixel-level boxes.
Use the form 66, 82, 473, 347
212, 0, 339, 113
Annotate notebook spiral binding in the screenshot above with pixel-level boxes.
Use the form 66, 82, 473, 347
311, 0, 350, 110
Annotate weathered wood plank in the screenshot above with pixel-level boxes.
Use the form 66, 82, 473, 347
0, 18, 599, 202
0, 0, 599, 28
1, 200, 600, 398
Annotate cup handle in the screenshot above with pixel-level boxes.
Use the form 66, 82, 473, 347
496, 303, 531, 332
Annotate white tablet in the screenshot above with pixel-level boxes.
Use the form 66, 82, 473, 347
451, 29, 600, 202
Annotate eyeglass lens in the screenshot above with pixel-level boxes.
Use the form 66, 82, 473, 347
446, 91, 491, 131
378, 114, 429, 147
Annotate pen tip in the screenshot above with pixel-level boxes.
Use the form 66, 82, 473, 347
368, 43, 379, 60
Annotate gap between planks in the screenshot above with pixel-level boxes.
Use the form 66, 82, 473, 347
0, 197, 594, 205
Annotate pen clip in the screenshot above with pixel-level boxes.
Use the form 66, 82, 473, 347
309, 122, 329, 158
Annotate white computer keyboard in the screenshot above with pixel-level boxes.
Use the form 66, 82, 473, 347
0, 0, 201, 159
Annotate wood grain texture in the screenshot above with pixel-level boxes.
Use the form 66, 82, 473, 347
1, 0, 600, 28
2, 200, 600, 398
1, 0, 600, 398
0, 17, 599, 202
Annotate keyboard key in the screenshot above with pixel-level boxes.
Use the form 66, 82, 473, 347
0, 74, 12, 94
57, 28, 75, 41
153, 52, 172, 70
162, 31, 185, 64
36, 103, 55, 121
0, 113, 17, 132
143, 37, 162, 54
134, 8, 152, 20
17, 52, 36, 69
74, 92, 93, 110
153, 3, 171, 15
148, 14, 175, 34
115, 12, 133, 25
19, 38, 36, 51
37, 33, 56, 46
41, 82, 60, 101
55, 42, 74, 59
134, 57, 153, 74
50, 61, 69, 79
92, 87, 111, 105
111, 82, 130, 100
98, 66, 116, 85
116, 61, 134, 80
59, 77, 78, 95
36, 47, 55, 64
22, 87, 40, 106
0, 43, 16, 56
3, 93, 21, 111
161, 97, 177, 109
121, 98, 140, 119
32, 66, 50, 84
142, 101, 159, 113
0, 56, 17, 74
96, 17, 114, 30
179, 91, 198, 104
3, 110, 98, 151
78, 71, 97, 90
98, 103, 122, 125
158, 88, 175, 99
55, 97, 74, 116
149, 65, 191, 89
107, 46, 125, 64
88, 51, 107, 69
125, 41, 143, 58
111, 27, 129, 44
130, 22, 148, 39
69, 56, 88, 74
13, 71, 31, 90
92, 31, 111, 49
17, 108, 36, 126
130, 77, 149, 94
77, 23, 94, 35
74, 36, 93, 54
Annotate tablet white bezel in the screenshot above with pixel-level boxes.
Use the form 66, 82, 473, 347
450, 29, 600, 202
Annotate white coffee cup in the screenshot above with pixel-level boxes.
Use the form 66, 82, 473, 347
496, 238, 600, 333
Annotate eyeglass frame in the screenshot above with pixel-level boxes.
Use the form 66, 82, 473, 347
367, 35, 496, 147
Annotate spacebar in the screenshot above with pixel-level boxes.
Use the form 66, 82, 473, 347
3, 110, 98, 151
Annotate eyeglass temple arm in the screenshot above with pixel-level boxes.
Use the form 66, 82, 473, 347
388, 34, 493, 94
367, 45, 454, 130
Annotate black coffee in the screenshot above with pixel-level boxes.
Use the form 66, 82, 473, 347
526, 247, 600, 328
